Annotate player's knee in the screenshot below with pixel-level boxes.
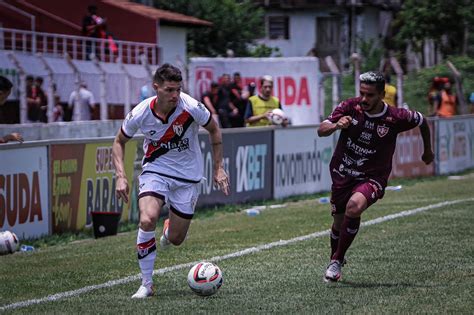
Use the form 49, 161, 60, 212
345, 199, 363, 217
139, 217, 156, 231
168, 233, 185, 246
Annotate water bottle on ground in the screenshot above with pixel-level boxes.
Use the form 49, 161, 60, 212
20, 245, 35, 252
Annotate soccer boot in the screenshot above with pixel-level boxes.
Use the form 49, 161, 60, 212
324, 259, 343, 282
131, 284, 155, 299
159, 218, 171, 250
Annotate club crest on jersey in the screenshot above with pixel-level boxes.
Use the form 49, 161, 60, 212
377, 125, 389, 137
173, 123, 184, 136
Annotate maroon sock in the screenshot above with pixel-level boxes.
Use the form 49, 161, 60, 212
330, 225, 340, 258
332, 215, 361, 262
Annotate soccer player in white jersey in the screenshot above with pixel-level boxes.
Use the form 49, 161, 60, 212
112, 63, 230, 298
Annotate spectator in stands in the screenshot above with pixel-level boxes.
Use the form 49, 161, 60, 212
26, 75, 41, 122
82, 5, 103, 38
383, 74, 397, 107
140, 83, 154, 101
201, 82, 219, 125
0, 75, 23, 143
229, 72, 246, 127
82, 4, 117, 59
68, 82, 96, 121
35, 77, 48, 123
427, 77, 447, 116
469, 92, 474, 114
52, 84, 64, 122
216, 74, 239, 128
245, 75, 288, 127
435, 79, 457, 118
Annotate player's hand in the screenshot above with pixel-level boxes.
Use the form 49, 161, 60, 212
7, 133, 23, 143
214, 167, 230, 196
336, 116, 352, 130
422, 150, 435, 165
115, 176, 130, 203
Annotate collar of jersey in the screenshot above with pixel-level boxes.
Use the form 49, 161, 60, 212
364, 103, 387, 118
150, 97, 177, 124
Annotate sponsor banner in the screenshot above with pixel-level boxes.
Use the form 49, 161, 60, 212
197, 129, 273, 207
391, 120, 435, 178
437, 116, 474, 175
51, 141, 137, 232
0, 147, 49, 239
273, 127, 333, 198
189, 57, 321, 126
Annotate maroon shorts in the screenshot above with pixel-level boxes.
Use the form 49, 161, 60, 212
330, 178, 385, 215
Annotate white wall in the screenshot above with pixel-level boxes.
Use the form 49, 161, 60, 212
257, 11, 317, 57
159, 25, 187, 66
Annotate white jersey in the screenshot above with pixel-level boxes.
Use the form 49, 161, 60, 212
122, 92, 211, 182
68, 87, 95, 121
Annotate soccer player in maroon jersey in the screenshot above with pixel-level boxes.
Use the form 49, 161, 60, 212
317, 71, 434, 282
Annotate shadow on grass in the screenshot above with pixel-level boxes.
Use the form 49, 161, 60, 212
335, 280, 436, 289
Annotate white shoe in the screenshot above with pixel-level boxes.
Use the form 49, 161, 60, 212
159, 219, 171, 250
324, 260, 342, 282
131, 284, 155, 299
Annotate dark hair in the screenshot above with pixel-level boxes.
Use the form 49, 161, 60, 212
211, 82, 219, 88
0, 76, 13, 92
35, 76, 44, 83
88, 5, 97, 13
359, 71, 385, 93
153, 63, 182, 84
26, 75, 34, 81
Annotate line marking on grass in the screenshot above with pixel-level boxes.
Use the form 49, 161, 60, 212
2, 198, 473, 311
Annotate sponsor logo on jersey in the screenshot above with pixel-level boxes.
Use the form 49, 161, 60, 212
365, 121, 375, 130
377, 125, 389, 137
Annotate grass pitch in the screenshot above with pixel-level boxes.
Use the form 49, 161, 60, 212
1, 173, 473, 314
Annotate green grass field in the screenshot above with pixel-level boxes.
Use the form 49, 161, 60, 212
1, 173, 473, 314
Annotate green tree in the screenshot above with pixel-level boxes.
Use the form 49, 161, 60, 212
394, 0, 474, 57
153, 0, 265, 57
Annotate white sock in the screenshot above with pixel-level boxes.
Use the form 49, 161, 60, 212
136, 228, 156, 287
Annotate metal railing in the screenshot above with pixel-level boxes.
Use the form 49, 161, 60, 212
0, 27, 160, 65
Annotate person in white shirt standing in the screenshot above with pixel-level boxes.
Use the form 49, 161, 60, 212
112, 63, 230, 299
68, 82, 96, 121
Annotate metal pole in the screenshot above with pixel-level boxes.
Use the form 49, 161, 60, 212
7, 53, 27, 123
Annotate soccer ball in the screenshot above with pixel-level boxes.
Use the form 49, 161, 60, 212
187, 262, 223, 296
268, 108, 287, 125
0, 230, 20, 255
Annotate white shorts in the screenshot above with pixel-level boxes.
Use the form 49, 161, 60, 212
138, 172, 199, 219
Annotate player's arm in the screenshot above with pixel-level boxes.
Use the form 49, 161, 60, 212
112, 129, 130, 202
419, 117, 434, 165
317, 116, 352, 137
203, 118, 230, 195
0, 133, 23, 144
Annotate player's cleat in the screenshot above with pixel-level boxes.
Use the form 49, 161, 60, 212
131, 284, 155, 299
324, 259, 343, 282
159, 218, 171, 250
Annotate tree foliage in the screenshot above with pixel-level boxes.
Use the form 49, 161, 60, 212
153, 0, 265, 57
394, 0, 474, 56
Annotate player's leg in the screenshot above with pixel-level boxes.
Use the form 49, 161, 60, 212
160, 180, 197, 249
326, 179, 384, 282
325, 187, 351, 282
132, 173, 169, 298
331, 192, 367, 263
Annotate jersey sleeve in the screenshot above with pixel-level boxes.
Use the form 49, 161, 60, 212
394, 108, 424, 132
184, 94, 211, 126
121, 106, 141, 138
326, 100, 352, 123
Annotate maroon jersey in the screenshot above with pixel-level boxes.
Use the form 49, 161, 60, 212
327, 97, 423, 189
